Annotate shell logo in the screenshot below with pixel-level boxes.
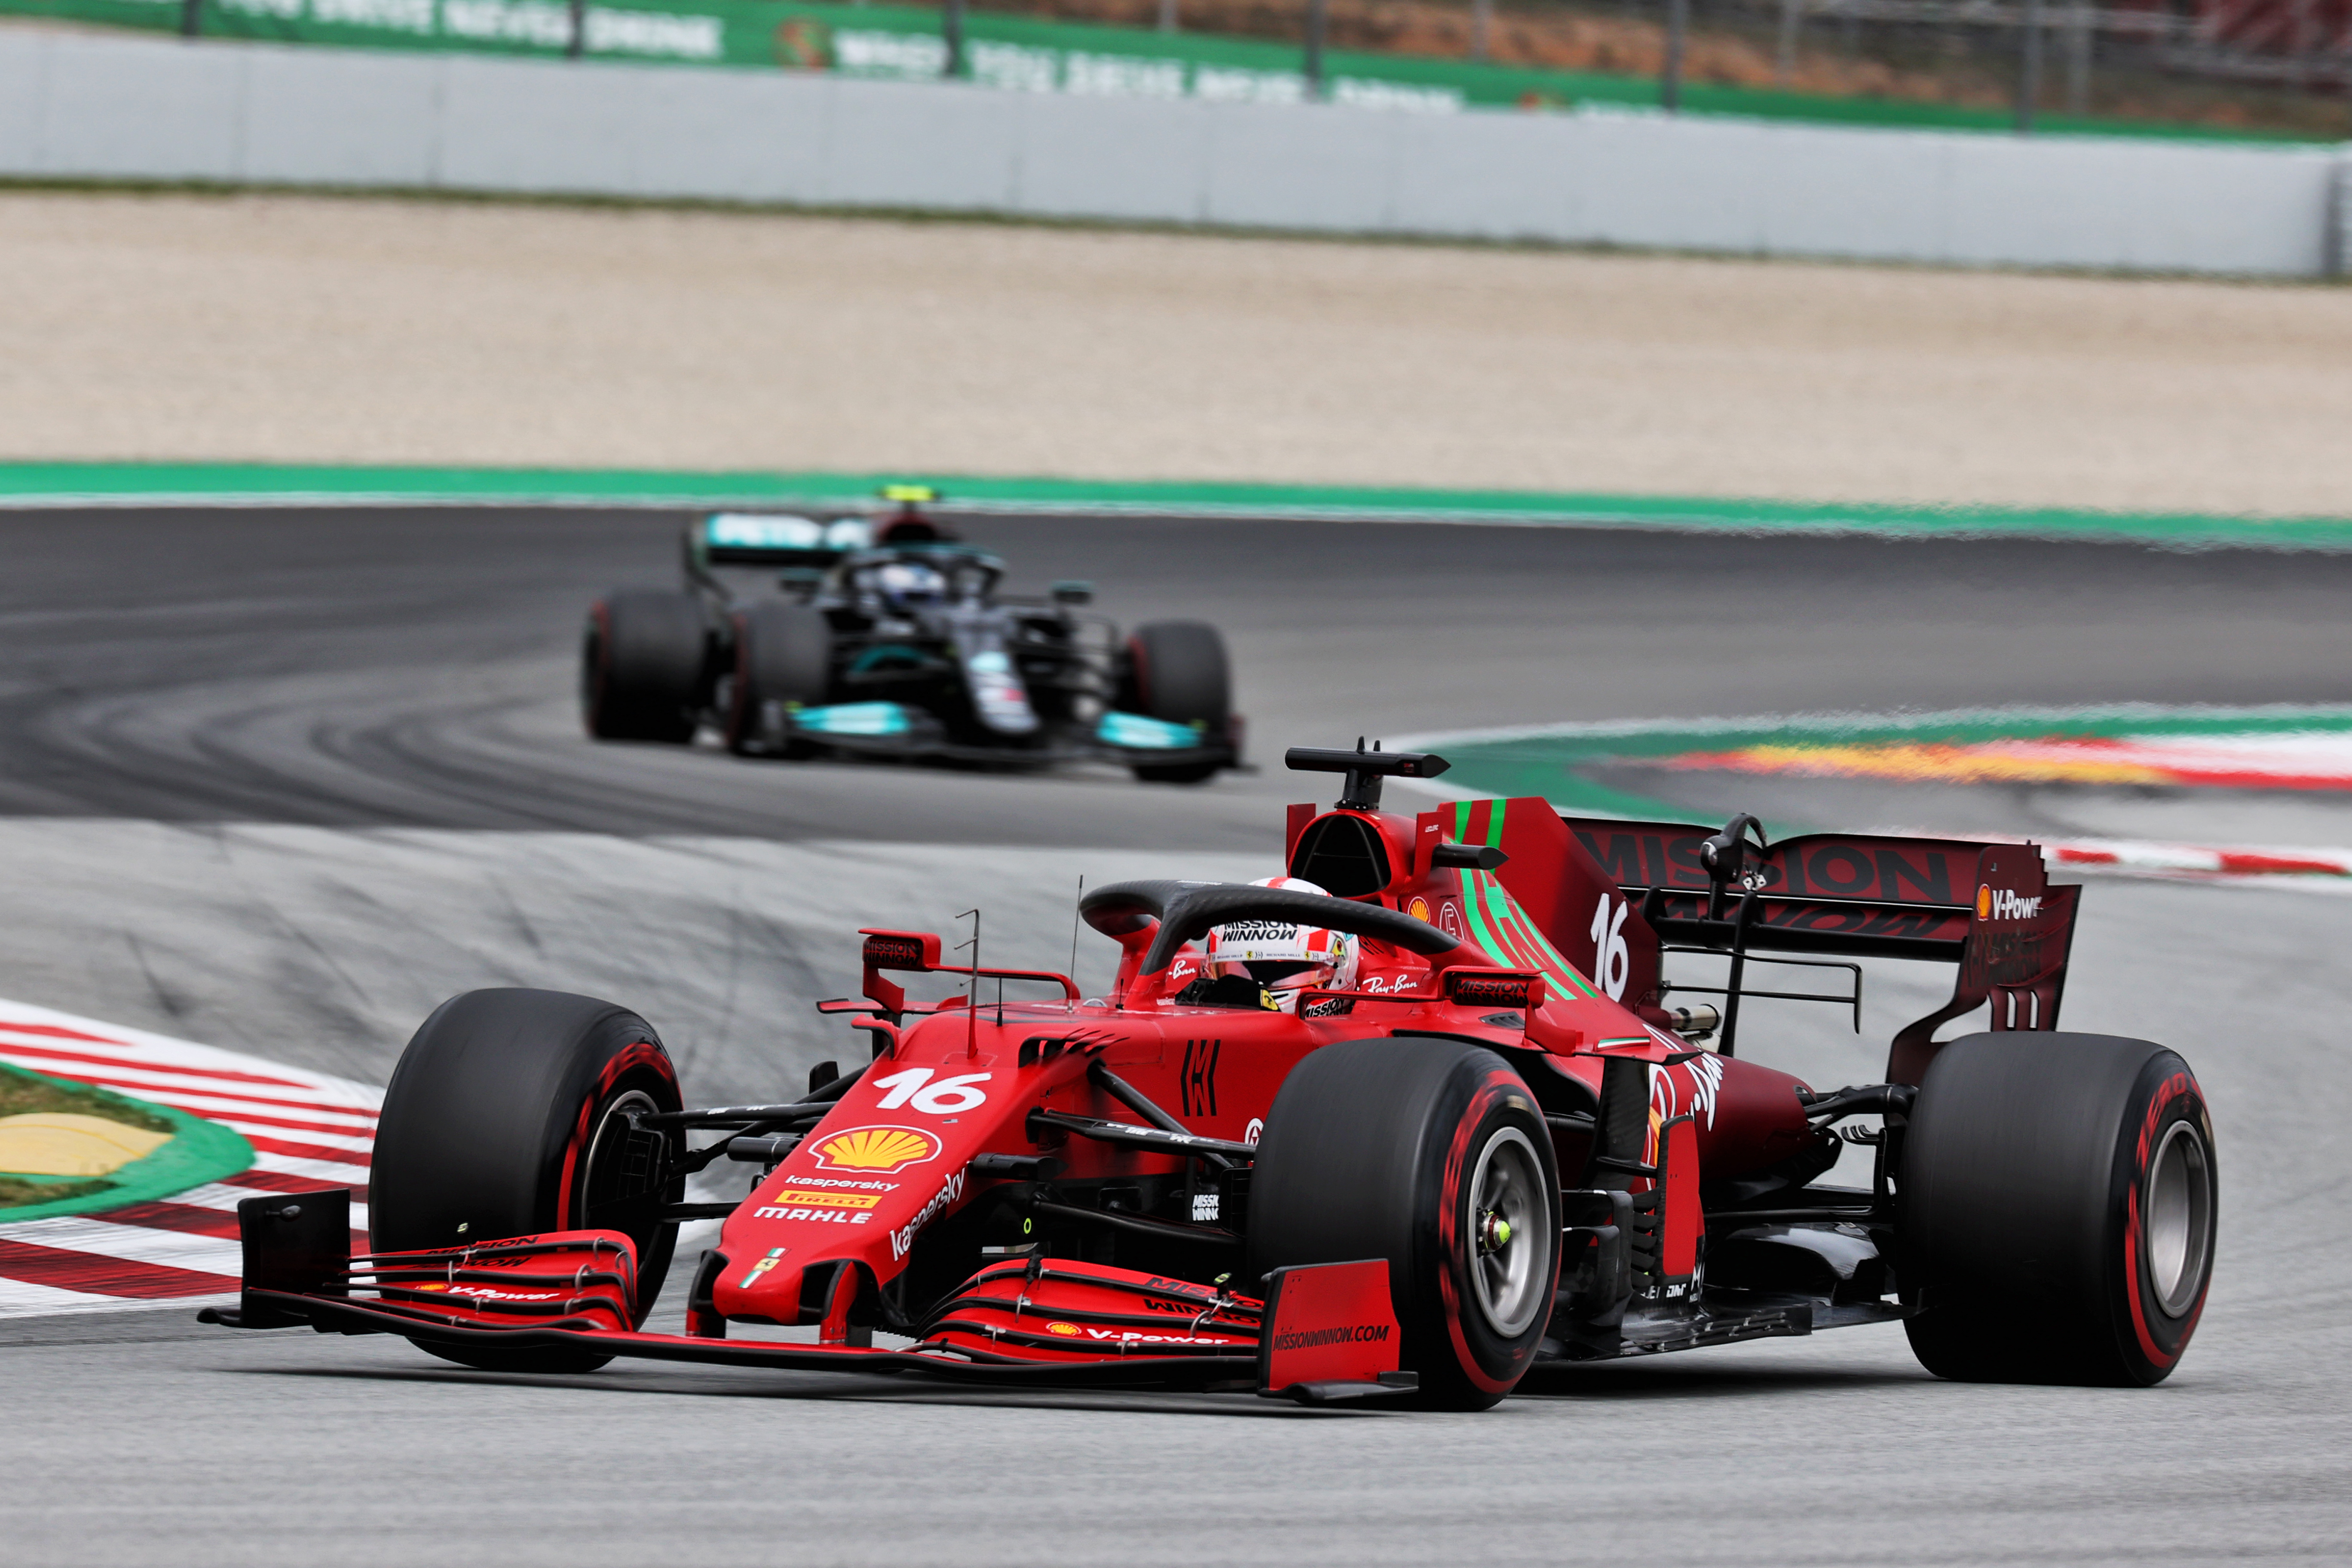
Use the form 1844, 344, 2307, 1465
1047, 1321, 1081, 1337
811, 1124, 940, 1174
1976, 883, 1993, 920
1407, 896, 1431, 923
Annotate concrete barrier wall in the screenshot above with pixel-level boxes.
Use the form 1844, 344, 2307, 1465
3, 29, 2345, 276
2332, 156, 2352, 277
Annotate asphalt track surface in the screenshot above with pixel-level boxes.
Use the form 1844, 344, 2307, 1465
8, 508, 2352, 845
3, 508, 2351, 1567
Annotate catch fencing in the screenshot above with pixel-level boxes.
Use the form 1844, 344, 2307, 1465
0, 28, 2343, 275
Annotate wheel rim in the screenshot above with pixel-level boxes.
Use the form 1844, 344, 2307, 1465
2145, 1119, 2213, 1317
576, 1087, 665, 1251
1466, 1125, 1547, 1338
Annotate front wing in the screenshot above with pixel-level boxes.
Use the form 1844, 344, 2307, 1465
779, 703, 1240, 772
201, 1192, 1409, 1405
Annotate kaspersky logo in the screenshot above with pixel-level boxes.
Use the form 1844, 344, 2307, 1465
1977, 884, 2043, 922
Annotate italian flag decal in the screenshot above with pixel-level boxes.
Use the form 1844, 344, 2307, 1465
1447, 799, 1600, 1001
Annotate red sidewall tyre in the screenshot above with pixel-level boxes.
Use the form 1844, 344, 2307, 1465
582, 590, 707, 743
1120, 620, 1232, 784
372, 989, 686, 1373
2113, 1057, 2216, 1379
724, 602, 831, 758
1248, 1038, 1560, 1410
1900, 1032, 2217, 1387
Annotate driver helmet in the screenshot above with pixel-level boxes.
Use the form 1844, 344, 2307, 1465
1203, 877, 1359, 1009
873, 560, 946, 612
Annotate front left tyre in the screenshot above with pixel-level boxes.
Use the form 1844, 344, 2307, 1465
371, 988, 685, 1372
1247, 1037, 1560, 1409
724, 601, 833, 759
1117, 620, 1233, 785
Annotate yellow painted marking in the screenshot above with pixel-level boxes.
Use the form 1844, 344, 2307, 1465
0, 1113, 171, 1177
1670, 741, 2172, 787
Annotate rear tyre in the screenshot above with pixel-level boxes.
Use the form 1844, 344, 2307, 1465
1248, 1038, 1559, 1410
724, 602, 833, 759
372, 989, 685, 1373
582, 590, 707, 743
1118, 620, 1231, 785
1899, 1032, 2216, 1387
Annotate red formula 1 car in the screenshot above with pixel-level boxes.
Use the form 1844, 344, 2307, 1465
208, 744, 2218, 1405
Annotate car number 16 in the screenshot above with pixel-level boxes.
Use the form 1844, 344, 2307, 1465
871, 1067, 993, 1114
1589, 893, 1631, 1001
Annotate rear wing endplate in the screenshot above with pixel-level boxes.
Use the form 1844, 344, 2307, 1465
1562, 815, 2080, 1085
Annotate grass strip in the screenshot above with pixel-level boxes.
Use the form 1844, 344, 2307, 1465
3, 463, 2350, 551
0, 1064, 255, 1223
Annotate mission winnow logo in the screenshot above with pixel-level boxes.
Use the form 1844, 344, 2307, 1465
1270, 1322, 1393, 1351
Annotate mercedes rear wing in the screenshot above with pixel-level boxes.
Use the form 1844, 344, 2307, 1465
1562, 815, 2080, 1085
688, 513, 874, 576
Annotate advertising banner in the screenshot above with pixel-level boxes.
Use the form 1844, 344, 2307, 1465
0, 0, 2312, 134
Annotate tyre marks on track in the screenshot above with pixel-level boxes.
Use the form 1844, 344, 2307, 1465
0, 1000, 377, 1316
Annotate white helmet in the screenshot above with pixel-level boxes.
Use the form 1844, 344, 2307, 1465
1204, 877, 1359, 1006
873, 560, 946, 611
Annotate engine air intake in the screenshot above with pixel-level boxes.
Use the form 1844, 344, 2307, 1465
1287, 813, 1392, 898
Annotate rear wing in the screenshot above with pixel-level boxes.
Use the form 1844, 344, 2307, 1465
1562, 815, 2080, 1085
688, 513, 873, 575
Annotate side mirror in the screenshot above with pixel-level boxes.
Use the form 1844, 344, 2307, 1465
1050, 580, 1093, 606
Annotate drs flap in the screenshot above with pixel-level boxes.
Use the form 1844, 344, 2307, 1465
1564, 815, 2082, 1084
1566, 815, 1998, 959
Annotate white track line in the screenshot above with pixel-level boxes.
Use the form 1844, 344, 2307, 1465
0, 1218, 242, 1276
242, 1153, 373, 1185
1908, 832, 2352, 884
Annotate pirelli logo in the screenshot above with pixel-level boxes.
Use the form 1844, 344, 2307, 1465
772, 1190, 883, 1210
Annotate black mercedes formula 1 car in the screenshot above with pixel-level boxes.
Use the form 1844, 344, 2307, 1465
582, 491, 1242, 783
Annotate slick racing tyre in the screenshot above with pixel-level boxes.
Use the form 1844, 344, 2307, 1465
1118, 620, 1231, 785
724, 602, 832, 759
1899, 1032, 2217, 1387
372, 989, 685, 1373
1248, 1038, 1560, 1410
582, 589, 708, 743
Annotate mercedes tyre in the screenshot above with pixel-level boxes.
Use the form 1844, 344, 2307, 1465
581, 589, 709, 743
724, 601, 833, 759
1117, 620, 1232, 784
